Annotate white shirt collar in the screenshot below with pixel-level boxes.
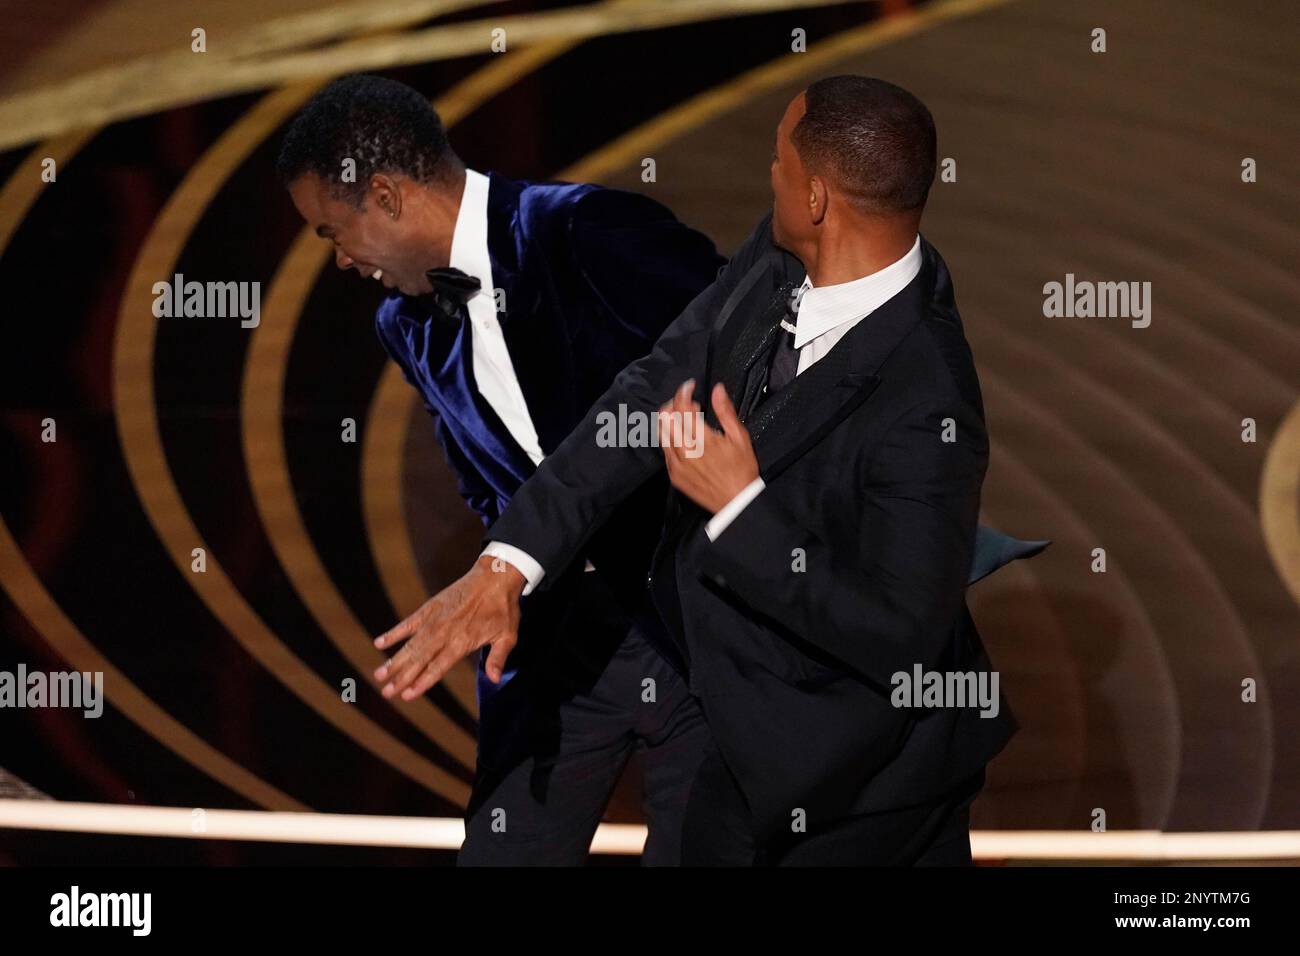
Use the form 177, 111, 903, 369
792, 234, 923, 349
448, 168, 492, 295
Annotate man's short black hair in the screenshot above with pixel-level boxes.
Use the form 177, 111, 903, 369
792, 75, 937, 214
276, 73, 460, 206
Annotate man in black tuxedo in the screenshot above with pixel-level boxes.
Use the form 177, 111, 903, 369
374, 76, 1038, 865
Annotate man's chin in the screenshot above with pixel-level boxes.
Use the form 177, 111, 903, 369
770, 218, 788, 250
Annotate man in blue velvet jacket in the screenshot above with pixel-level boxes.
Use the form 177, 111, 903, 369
280, 74, 1044, 866
280, 74, 723, 865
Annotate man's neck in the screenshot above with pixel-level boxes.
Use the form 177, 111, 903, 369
800, 214, 920, 287
413, 168, 468, 269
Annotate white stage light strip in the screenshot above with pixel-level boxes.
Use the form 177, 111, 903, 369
3, 800, 1300, 859
971, 830, 1300, 861
0, 800, 647, 854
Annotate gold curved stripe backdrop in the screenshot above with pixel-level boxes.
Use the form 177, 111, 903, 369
3, 0, 1295, 833
0, 132, 306, 810
1260, 397, 1300, 611
110, 84, 471, 805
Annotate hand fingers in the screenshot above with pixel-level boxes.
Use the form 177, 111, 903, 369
374, 623, 423, 681
670, 381, 701, 427
401, 643, 466, 700
374, 641, 408, 682
711, 382, 745, 439
659, 419, 680, 482
482, 633, 517, 684
374, 640, 412, 684
661, 379, 704, 460
380, 626, 445, 696
658, 407, 686, 465
373, 613, 417, 651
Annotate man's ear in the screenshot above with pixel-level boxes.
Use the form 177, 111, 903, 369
371, 173, 401, 220
809, 175, 828, 226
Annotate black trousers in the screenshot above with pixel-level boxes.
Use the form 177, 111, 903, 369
458, 571, 708, 866
681, 737, 986, 866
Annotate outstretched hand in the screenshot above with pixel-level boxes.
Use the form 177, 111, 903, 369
373, 554, 526, 700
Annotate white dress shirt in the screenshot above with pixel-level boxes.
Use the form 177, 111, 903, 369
453, 169, 546, 467
451, 170, 554, 590
488, 232, 923, 594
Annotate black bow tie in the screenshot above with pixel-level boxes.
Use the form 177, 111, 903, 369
422, 267, 482, 323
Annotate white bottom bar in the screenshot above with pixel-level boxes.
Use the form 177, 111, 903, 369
3, 800, 1299, 859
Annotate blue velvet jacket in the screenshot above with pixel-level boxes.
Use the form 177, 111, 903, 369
376, 173, 724, 525
374, 174, 725, 681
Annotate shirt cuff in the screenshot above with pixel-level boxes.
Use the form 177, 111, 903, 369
704, 477, 766, 541
481, 542, 545, 596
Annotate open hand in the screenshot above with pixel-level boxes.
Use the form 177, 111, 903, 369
373, 554, 526, 700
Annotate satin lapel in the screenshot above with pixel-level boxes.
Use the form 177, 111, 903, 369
402, 306, 535, 488
485, 173, 578, 457
704, 254, 785, 429
750, 349, 881, 479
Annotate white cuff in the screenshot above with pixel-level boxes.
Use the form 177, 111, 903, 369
704, 477, 766, 541
481, 542, 545, 596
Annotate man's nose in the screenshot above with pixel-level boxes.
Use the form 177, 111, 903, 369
335, 248, 354, 270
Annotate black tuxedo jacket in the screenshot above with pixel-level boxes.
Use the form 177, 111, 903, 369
488, 212, 1019, 843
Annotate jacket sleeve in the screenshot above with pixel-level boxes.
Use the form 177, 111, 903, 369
567, 187, 726, 349
485, 211, 775, 586
429, 412, 497, 526
694, 395, 989, 688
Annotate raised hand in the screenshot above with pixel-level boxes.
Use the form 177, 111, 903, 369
658, 380, 760, 514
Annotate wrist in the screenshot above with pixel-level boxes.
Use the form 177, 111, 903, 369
715, 473, 759, 513
475, 552, 527, 597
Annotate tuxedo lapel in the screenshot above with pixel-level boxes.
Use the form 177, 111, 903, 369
704, 254, 788, 429
454, 316, 540, 486
485, 172, 578, 457
751, 358, 881, 479
392, 298, 535, 488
